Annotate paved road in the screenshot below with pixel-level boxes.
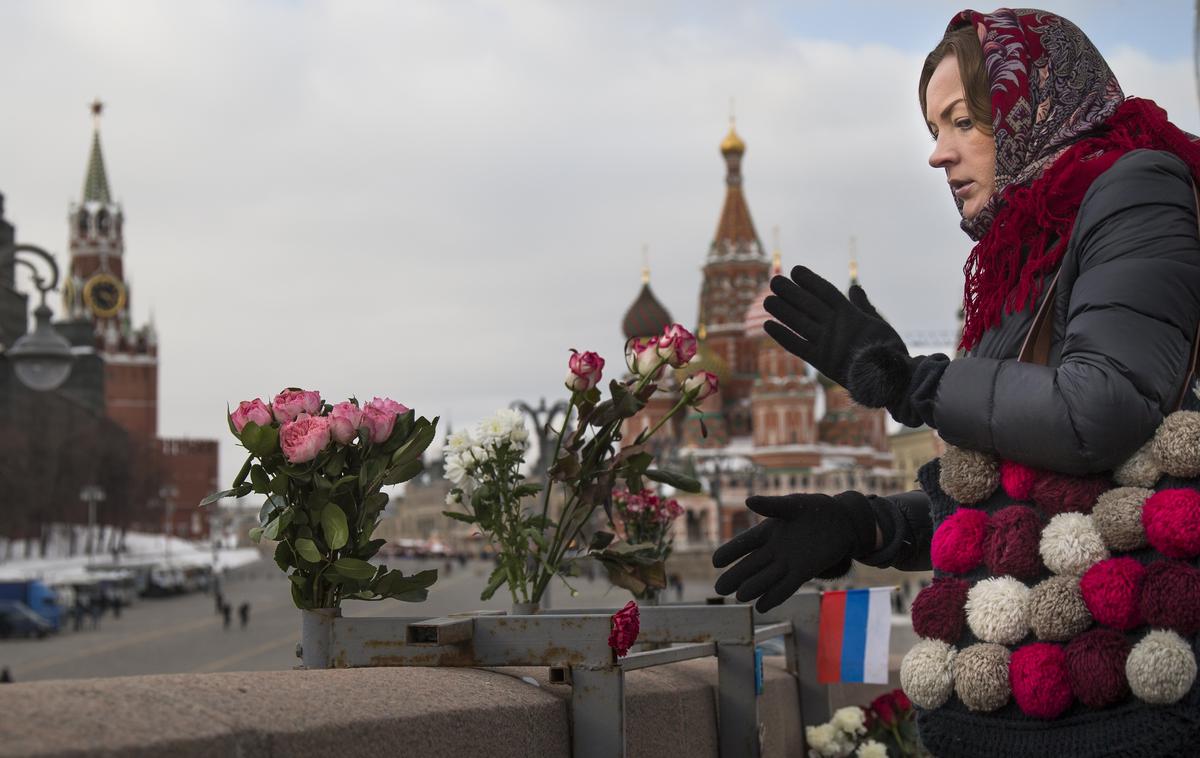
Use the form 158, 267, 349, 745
0, 558, 714, 683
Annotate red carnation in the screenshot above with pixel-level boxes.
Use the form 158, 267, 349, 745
893, 688, 911, 711
870, 690, 898, 726
608, 600, 640, 657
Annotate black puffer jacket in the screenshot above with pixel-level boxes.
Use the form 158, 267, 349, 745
872, 148, 1200, 571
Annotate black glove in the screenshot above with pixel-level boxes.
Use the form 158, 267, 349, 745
712, 491, 879, 612
763, 266, 906, 388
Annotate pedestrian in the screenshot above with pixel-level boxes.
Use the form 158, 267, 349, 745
670, 573, 684, 602
88, 600, 101, 630
112, 596, 122, 619
214, 590, 224, 615
713, 9, 1200, 757
72, 600, 83, 633
238, 602, 250, 629
0, 667, 11, 683
221, 602, 231, 630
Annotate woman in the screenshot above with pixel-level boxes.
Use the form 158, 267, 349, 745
713, 9, 1200, 757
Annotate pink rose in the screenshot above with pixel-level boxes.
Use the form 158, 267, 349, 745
230, 398, 273, 433
608, 600, 640, 657
624, 337, 664, 378
280, 414, 331, 464
565, 349, 605, 392
362, 396, 410, 443
655, 324, 697, 368
329, 401, 364, 445
683, 371, 719, 403
273, 389, 322, 423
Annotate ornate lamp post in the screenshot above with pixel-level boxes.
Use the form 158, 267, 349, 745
511, 397, 570, 477
80, 485, 106, 566
1, 244, 73, 392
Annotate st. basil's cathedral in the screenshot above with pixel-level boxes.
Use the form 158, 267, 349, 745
620, 121, 898, 545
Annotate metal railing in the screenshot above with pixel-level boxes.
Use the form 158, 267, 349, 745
298, 593, 828, 758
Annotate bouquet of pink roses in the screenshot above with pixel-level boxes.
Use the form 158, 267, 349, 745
202, 389, 439, 610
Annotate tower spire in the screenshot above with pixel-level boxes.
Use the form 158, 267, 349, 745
848, 236, 859, 286
83, 99, 112, 204
641, 244, 650, 284
771, 226, 782, 275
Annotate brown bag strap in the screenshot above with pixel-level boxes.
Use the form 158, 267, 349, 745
1017, 185, 1200, 411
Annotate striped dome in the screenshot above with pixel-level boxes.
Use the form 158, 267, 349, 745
622, 283, 673, 340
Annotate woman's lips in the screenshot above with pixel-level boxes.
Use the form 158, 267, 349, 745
954, 181, 976, 199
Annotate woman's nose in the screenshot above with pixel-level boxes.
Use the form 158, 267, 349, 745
929, 135, 956, 169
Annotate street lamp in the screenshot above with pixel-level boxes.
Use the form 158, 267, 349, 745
1, 244, 73, 392
159, 484, 179, 561
80, 485, 106, 566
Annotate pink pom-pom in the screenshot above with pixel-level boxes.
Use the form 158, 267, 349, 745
1140, 561, 1200, 636
1000, 460, 1040, 500
911, 578, 969, 643
1080, 557, 1145, 630
1142, 489, 1200, 558
931, 508, 989, 574
1011, 642, 1073, 718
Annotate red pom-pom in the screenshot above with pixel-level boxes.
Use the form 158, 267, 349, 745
1030, 472, 1111, 516
1140, 560, 1200, 635
1011, 642, 1073, 718
608, 600, 640, 657
1000, 460, 1040, 500
931, 508, 989, 574
1080, 557, 1145, 630
983, 505, 1044, 579
911, 578, 969, 643
1065, 628, 1130, 708
1143, 489, 1200, 558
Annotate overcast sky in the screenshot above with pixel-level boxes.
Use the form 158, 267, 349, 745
1, 1, 1196, 486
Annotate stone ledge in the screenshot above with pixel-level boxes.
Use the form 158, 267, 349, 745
0, 657, 801, 758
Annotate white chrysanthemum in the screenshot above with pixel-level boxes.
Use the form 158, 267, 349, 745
804, 723, 851, 757
467, 445, 489, 464
831, 706, 866, 736
446, 429, 474, 455
444, 458, 468, 486
856, 741, 888, 758
444, 490, 461, 507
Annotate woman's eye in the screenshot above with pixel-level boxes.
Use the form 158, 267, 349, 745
956, 118, 972, 130
930, 131, 939, 142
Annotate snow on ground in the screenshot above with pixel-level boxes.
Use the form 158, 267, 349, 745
0, 527, 261, 582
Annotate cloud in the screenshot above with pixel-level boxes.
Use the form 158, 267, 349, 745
0, 1, 1193, 484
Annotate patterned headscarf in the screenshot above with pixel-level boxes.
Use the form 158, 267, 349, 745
949, 9, 1200, 350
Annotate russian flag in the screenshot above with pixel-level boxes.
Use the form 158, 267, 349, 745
816, 588, 893, 684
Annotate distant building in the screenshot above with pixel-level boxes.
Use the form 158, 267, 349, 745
618, 121, 899, 545
53, 102, 219, 538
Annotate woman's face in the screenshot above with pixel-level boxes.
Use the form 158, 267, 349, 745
925, 53, 996, 220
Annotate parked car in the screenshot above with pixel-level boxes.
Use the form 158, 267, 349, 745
0, 580, 61, 631
0, 600, 54, 639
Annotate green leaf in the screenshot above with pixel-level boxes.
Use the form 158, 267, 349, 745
589, 530, 616, 551
330, 474, 358, 494
294, 537, 322, 563
234, 482, 254, 498
374, 568, 438, 599
263, 508, 293, 540
231, 454, 254, 487
389, 416, 438, 468
269, 472, 289, 497
365, 492, 389, 514
248, 526, 264, 544
383, 458, 423, 485
620, 451, 653, 475
199, 488, 237, 508
290, 581, 312, 610
442, 510, 476, 524
274, 540, 294, 571
324, 447, 348, 477
240, 421, 262, 452
320, 504, 349, 551
357, 538, 387, 560
332, 557, 377, 581
644, 468, 702, 493
360, 456, 387, 494
250, 465, 270, 494
480, 565, 506, 601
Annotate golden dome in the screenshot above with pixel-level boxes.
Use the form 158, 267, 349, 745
720, 123, 745, 154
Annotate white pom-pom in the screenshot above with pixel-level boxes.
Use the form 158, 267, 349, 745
1152, 411, 1200, 478
965, 576, 1030, 645
901, 639, 956, 709
1039, 512, 1109, 577
1127, 629, 1197, 704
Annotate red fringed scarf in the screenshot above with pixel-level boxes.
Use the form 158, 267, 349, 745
951, 10, 1200, 351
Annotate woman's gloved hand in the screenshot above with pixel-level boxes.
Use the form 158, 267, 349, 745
712, 491, 879, 612
763, 266, 907, 388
